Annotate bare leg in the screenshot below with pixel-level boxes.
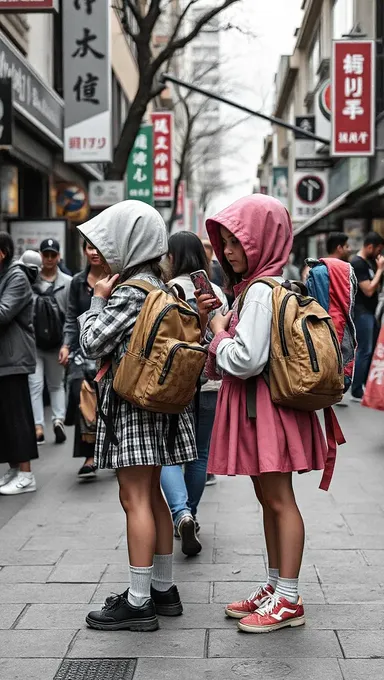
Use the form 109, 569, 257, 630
19, 463, 31, 473
151, 467, 174, 556
251, 476, 279, 570
117, 466, 156, 567
258, 472, 305, 579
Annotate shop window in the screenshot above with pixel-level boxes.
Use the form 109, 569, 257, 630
332, 0, 354, 39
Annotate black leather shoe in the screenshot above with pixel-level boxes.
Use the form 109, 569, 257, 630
151, 584, 183, 616
86, 591, 159, 631
178, 516, 202, 557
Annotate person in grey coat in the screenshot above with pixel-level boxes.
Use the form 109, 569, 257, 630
0, 233, 39, 496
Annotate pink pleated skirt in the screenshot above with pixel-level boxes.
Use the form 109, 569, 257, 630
207, 375, 328, 477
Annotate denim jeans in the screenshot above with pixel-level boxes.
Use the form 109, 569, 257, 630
352, 312, 378, 398
161, 391, 218, 526
28, 349, 66, 426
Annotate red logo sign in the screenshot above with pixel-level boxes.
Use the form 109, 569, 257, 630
176, 180, 186, 224
332, 40, 375, 157
0, 0, 57, 9
151, 112, 174, 201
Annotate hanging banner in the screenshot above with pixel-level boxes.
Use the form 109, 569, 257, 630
332, 40, 375, 157
272, 167, 289, 210
63, 0, 112, 163
176, 180, 186, 225
0, 78, 13, 147
151, 111, 174, 202
0, 0, 58, 10
126, 124, 154, 205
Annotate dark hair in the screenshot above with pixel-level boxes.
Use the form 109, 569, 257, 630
326, 232, 349, 255
0, 231, 14, 267
82, 240, 88, 252
364, 231, 384, 247
118, 257, 164, 285
168, 231, 210, 278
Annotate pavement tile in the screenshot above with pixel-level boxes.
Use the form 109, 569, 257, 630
0, 658, 61, 680
322, 583, 384, 604
68, 629, 206, 658
342, 513, 384, 535
134, 658, 343, 680
302, 549, 366, 568
337, 631, 384, 658
0, 583, 96, 604
0, 550, 63, 567
307, 534, 384, 549
47, 564, 105, 583
22, 535, 121, 551
0, 566, 53, 583
0, 605, 26, 630
362, 550, 384, 566
102, 563, 266, 583
338, 660, 384, 679
208, 629, 342, 658
0, 630, 76, 657
316, 565, 384, 584
59, 549, 130, 565
212, 581, 326, 604
91, 581, 210, 604
16, 604, 96, 630
304, 604, 384, 630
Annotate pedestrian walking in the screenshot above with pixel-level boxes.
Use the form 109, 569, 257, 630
0, 233, 39, 496
78, 201, 198, 633
326, 232, 351, 261
62, 242, 104, 480
28, 238, 72, 445
196, 194, 332, 634
351, 232, 384, 402
161, 231, 228, 556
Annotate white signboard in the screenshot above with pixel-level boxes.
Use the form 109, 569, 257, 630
10, 220, 66, 259
292, 171, 329, 222
89, 181, 125, 208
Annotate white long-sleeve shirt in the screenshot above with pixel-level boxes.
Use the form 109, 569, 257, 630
215, 278, 283, 380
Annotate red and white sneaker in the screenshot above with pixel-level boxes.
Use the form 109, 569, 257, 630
238, 594, 305, 633
225, 584, 275, 619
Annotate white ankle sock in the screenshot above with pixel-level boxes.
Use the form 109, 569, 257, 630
152, 553, 173, 592
128, 565, 153, 607
275, 576, 299, 604
266, 567, 279, 590
22, 472, 33, 479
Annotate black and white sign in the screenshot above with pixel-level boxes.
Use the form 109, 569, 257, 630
292, 170, 329, 222
0, 77, 12, 146
294, 115, 316, 139
89, 180, 125, 208
296, 158, 333, 170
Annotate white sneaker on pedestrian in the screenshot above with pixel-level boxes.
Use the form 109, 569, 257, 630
0, 472, 36, 495
0, 467, 18, 487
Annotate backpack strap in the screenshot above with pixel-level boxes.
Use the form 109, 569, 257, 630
238, 277, 280, 315
114, 279, 157, 295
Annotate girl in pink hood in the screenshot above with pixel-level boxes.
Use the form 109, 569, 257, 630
197, 194, 328, 634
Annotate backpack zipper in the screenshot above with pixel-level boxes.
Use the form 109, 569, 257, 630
144, 305, 200, 358
302, 318, 319, 372
326, 321, 343, 374
158, 343, 208, 385
278, 293, 294, 356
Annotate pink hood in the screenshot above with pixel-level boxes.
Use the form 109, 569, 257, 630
206, 194, 293, 295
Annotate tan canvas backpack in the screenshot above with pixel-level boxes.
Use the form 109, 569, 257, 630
112, 280, 207, 414
239, 278, 344, 411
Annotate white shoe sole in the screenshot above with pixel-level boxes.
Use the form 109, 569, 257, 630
0, 484, 36, 496
225, 607, 253, 619
238, 615, 305, 633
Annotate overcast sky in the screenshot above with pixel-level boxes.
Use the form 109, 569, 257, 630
210, 0, 303, 213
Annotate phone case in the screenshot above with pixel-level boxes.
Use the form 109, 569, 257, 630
190, 271, 222, 310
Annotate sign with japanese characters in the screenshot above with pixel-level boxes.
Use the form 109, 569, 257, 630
126, 125, 154, 205
0, 78, 13, 147
151, 112, 174, 202
0, 1, 58, 10
332, 40, 375, 157
292, 171, 329, 222
89, 181, 125, 208
63, 0, 112, 163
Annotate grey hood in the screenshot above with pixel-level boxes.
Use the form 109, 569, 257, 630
77, 201, 168, 275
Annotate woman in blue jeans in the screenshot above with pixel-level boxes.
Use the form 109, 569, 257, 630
161, 232, 228, 556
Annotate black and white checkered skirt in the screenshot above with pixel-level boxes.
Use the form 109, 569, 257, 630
94, 378, 197, 469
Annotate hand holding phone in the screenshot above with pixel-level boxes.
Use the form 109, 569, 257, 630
190, 270, 222, 310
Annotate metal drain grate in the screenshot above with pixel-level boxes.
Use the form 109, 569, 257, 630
54, 659, 137, 680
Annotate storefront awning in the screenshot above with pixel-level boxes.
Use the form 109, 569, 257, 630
293, 191, 351, 237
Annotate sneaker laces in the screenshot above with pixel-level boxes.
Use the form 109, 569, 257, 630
247, 585, 267, 603
103, 592, 127, 611
255, 593, 281, 617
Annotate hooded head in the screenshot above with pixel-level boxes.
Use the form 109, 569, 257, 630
206, 194, 293, 295
16, 249, 42, 284
77, 201, 168, 275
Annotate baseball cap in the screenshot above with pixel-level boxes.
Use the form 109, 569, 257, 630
40, 238, 60, 254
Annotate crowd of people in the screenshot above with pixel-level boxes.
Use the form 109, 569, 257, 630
0, 193, 380, 636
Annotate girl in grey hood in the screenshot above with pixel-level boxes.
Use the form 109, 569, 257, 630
77, 201, 197, 632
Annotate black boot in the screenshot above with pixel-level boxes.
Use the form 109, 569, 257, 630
151, 584, 183, 616
86, 591, 159, 632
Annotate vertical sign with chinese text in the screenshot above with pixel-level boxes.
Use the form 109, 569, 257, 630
176, 180, 186, 225
332, 40, 375, 157
151, 112, 174, 202
63, 0, 112, 163
126, 125, 154, 206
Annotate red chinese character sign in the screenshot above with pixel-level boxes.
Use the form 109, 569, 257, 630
331, 40, 375, 157
151, 112, 174, 202
0, 1, 58, 10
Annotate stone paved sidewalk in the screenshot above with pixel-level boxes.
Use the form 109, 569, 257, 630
1, 402, 384, 680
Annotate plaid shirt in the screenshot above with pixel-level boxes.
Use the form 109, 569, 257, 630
78, 274, 196, 469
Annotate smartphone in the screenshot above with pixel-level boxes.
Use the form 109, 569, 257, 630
190, 270, 222, 310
